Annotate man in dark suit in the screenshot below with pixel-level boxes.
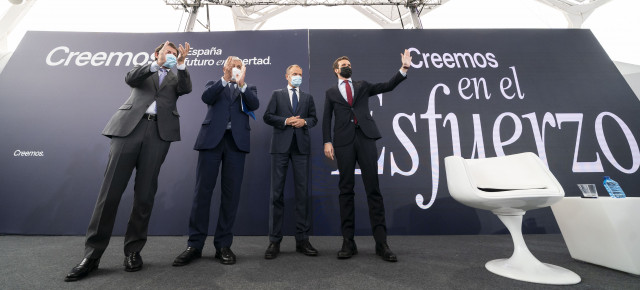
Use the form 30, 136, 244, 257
173, 56, 259, 266
262, 64, 318, 259
322, 50, 412, 262
65, 41, 192, 282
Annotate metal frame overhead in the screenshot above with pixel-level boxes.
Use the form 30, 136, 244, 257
0, 0, 38, 73
164, 0, 614, 32
0, 0, 620, 52
164, 0, 444, 31
536, 0, 612, 28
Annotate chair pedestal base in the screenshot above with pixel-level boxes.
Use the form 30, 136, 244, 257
490, 213, 581, 285
486, 258, 580, 285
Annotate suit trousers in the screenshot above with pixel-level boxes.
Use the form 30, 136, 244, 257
334, 127, 387, 244
188, 130, 246, 250
84, 117, 171, 259
269, 137, 312, 243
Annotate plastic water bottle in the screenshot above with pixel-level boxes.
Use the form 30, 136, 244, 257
603, 176, 626, 198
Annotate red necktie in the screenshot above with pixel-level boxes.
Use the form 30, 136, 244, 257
344, 80, 353, 105
344, 80, 357, 124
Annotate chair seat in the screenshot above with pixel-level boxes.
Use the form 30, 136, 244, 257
445, 153, 565, 213
472, 194, 564, 214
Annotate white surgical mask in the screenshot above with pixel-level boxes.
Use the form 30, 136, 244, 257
231, 67, 242, 81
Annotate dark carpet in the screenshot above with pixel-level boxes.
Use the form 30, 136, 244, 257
0, 235, 637, 289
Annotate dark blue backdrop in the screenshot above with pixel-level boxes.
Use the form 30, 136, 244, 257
1, 29, 638, 236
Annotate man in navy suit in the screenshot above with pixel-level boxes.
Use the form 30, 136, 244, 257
323, 50, 412, 262
173, 56, 259, 266
262, 64, 318, 259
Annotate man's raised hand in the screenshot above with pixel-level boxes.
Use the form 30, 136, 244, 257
157, 40, 170, 67
401, 49, 412, 71
177, 42, 190, 65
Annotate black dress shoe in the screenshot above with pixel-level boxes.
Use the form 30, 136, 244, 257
64, 258, 100, 282
296, 240, 318, 256
264, 242, 280, 259
215, 247, 236, 265
173, 247, 202, 266
375, 242, 398, 262
337, 239, 357, 259
124, 252, 143, 272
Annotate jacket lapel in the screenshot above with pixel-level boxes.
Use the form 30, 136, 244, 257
333, 86, 349, 106
282, 89, 294, 114
295, 90, 308, 115
230, 83, 240, 103
152, 72, 160, 91
351, 81, 360, 105
159, 71, 175, 91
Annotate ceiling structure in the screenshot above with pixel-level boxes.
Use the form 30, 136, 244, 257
162, 0, 611, 31
539, 0, 611, 27
164, 0, 443, 30
0, 0, 618, 53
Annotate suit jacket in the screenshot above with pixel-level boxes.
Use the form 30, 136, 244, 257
193, 79, 259, 153
263, 87, 317, 154
322, 71, 406, 147
102, 63, 192, 142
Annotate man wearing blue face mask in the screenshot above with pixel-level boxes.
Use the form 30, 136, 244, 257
262, 64, 318, 259
65, 41, 192, 282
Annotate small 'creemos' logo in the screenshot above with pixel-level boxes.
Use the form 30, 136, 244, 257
13, 150, 44, 157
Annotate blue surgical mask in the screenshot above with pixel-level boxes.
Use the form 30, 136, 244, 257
163, 54, 177, 69
231, 67, 242, 81
291, 75, 302, 87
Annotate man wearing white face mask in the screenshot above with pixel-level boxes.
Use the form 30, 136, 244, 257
262, 64, 318, 259
173, 56, 259, 266
65, 41, 192, 282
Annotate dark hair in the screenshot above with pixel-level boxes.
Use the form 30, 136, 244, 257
154, 42, 178, 54
332, 56, 350, 77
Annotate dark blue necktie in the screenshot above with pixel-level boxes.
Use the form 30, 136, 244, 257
291, 88, 298, 112
229, 83, 237, 99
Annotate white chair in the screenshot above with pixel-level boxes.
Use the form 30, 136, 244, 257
444, 152, 581, 285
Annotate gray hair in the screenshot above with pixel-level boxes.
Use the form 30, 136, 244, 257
286, 64, 301, 75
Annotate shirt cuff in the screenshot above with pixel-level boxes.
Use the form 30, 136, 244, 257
150, 61, 160, 72
399, 69, 407, 77
176, 63, 186, 70
239, 83, 247, 93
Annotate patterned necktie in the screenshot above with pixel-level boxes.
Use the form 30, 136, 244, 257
291, 88, 298, 112
344, 80, 357, 124
159, 68, 167, 85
